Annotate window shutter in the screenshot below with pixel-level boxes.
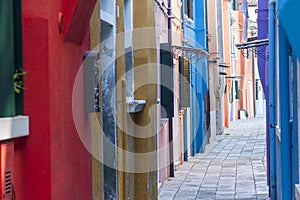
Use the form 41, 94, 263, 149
235, 80, 240, 99
160, 43, 174, 118
0, 0, 16, 117
179, 57, 190, 108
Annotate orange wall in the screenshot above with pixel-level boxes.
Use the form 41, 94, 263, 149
223, 0, 231, 127
231, 4, 255, 120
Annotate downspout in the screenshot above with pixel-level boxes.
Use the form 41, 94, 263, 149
252, 50, 256, 118
168, 0, 174, 178
279, 17, 292, 200
258, 0, 269, 186
181, 1, 189, 162
268, 0, 276, 199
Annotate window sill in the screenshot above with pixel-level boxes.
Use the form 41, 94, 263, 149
0, 116, 29, 141
127, 99, 146, 113
184, 14, 194, 24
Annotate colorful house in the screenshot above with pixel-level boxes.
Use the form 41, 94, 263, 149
230, 0, 256, 122
182, 0, 209, 154
269, 0, 300, 199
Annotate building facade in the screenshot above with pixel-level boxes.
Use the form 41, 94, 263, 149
0, 0, 98, 199
269, 0, 300, 199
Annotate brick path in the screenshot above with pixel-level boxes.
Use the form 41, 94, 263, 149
158, 118, 269, 200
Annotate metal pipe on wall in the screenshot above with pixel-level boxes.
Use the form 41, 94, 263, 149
168, 0, 175, 178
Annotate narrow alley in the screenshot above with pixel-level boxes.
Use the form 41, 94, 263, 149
159, 118, 268, 200
2, 0, 300, 199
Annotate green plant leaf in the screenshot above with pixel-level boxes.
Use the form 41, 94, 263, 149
13, 68, 27, 93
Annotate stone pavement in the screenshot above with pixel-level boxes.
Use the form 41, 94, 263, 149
158, 118, 269, 200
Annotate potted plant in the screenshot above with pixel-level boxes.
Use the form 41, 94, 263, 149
14, 68, 27, 94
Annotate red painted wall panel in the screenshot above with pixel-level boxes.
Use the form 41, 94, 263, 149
48, 1, 92, 198
22, 15, 51, 200
13, 139, 25, 200
19, 0, 95, 199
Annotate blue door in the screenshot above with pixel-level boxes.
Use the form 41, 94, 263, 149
275, 24, 299, 199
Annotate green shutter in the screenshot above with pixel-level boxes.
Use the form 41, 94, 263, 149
13, 0, 24, 115
160, 43, 174, 118
0, 0, 23, 117
0, 0, 16, 117
235, 80, 239, 99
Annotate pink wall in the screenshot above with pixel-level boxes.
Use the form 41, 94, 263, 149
159, 120, 170, 184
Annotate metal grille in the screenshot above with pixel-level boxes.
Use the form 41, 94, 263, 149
5, 171, 12, 195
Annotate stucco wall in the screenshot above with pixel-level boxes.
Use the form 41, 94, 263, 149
19, 0, 95, 199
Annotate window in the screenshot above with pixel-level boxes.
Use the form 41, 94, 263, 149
235, 80, 240, 99
229, 83, 233, 103
255, 79, 259, 100
247, 49, 251, 59
184, 0, 193, 20
179, 56, 190, 108
231, 34, 237, 58
232, 0, 239, 11
160, 43, 174, 118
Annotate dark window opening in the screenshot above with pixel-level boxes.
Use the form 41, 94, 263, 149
247, 48, 251, 59
232, 0, 239, 11
255, 79, 259, 100
184, 0, 194, 20
160, 43, 174, 118
235, 80, 240, 99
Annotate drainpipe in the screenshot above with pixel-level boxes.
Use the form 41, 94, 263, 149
168, 0, 174, 178
279, 16, 292, 200
268, 0, 276, 198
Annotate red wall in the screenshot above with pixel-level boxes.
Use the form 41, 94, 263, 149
14, 0, 96, 199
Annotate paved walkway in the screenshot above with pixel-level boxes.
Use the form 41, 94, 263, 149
158, 118, 268, 200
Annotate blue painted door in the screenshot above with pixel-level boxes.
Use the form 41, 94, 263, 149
275, 26, 299, 199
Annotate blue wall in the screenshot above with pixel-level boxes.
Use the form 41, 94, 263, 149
270, 0, 300, 198
183, 0, 208, 154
